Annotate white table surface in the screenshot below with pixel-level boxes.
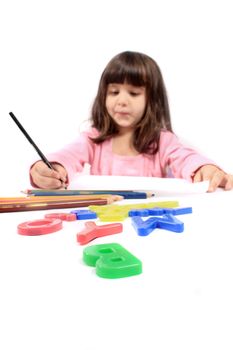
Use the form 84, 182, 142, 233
0, 189, 233, 350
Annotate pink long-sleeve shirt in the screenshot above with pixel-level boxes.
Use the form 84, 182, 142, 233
44, 128, 214, 184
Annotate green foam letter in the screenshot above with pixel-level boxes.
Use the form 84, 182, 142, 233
83, 243, 142, 279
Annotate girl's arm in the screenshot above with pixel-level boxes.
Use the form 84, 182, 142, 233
159, 131, 233, 191
193, 164, 233, 192
29, 130, 96, 188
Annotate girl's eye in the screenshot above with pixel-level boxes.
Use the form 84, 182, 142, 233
108, 90, 119, 95
130, 91, 140, 96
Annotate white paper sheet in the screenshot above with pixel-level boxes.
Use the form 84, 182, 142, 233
69, 175, 209, 195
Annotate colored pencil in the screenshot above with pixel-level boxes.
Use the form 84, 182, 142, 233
0, 198, 108, 213
25, 189, 137, 194
24, 189, 155, 198
0, 194, 122, 203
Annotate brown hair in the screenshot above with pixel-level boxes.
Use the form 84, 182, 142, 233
90, 51, 172, 154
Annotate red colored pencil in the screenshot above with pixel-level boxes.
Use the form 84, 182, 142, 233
0, 198, 108, 213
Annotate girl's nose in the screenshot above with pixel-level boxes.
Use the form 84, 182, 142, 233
116, 91, 128, 105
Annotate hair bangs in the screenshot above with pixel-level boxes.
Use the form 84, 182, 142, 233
104, 61, 146, 87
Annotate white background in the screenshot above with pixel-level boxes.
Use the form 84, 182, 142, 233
1, 0, 233, 192
1, 2, 233, 349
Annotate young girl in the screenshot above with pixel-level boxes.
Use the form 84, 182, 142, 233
30, 51, 233, 192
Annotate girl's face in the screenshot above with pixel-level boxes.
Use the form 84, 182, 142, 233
106, 83, 146, 132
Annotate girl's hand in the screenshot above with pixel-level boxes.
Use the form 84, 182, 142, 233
30, 161, 68, 189
193, 164, 233, 192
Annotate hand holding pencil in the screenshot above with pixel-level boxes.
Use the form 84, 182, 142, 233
30, 161, 68, 189
9, 112, 68, 189
9, 112, 67, 189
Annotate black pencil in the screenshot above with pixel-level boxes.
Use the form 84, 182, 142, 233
9, 112, 54, 170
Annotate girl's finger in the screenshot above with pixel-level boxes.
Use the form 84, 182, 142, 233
208, 171, 225, 192
193, 170, 202, 183
223, 175, 233, 190
36, 174, 65, 189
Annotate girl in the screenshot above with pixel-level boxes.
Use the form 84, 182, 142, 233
30, 51, 233, 192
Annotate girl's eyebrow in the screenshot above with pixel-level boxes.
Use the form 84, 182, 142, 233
132, 86, 145, 90
108, 83, 119, 87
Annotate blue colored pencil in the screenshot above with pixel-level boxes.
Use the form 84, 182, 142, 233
25, 189, 155, 199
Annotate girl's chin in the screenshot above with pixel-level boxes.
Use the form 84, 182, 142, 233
115, 119, 133, 127
116, 124, 134, 131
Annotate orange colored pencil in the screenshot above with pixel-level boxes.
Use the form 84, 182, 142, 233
0, 194, 122, 204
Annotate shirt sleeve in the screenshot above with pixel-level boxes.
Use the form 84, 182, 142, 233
159, 131, 217, 181
44, 130, 96, 183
